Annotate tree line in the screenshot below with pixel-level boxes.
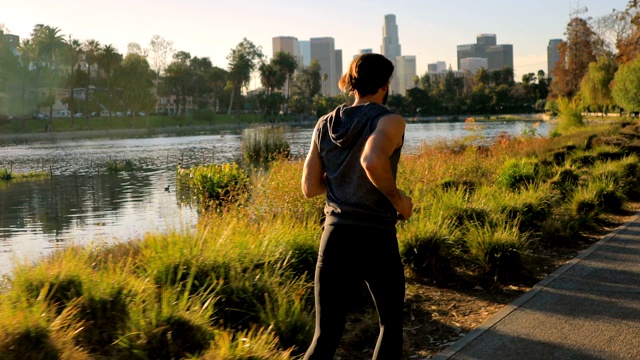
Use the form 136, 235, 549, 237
2, 1, 640, 129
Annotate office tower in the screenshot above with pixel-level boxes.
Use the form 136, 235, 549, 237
382, 14, 401, 60
457, 34, 513, 71
547, 39, 562, 77
299, 40, 311, 67
1, 31, 19, 54
272, 36, 301, 64
311, 37, 339, 96
335, 49, 343, 87
460, 57, 489, 74
486, 45, 514, 71
477, 33, 497, 47
394, 55, 417, 96
353, 48, 373, 60
428, 61, 447, 73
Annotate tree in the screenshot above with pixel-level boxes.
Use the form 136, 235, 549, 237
551, 17, 597, 99
290, 60, 321, 115
226, 38, 263, 115
117, 53, 155, 125
33, 25, 66, 126
206, 66, 228, 112
163, 51, 195, 115
147, 35, 174, 78
62, 37, 85, 127
97, 44, 123, 118
83, 39, 101, 115
272, 51, 298, 100
579, 55, 617, 115
612, 55, 640, 113
127, 42, 146, 57
616, 1, 640, 64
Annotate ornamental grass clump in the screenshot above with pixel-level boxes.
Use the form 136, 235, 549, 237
177, 162, 250, 209
496, 158, 542, 190
591, 155, 640, 199
242, 125, 291, 163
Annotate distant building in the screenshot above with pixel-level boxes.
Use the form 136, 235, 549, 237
0, 30, 20, 56
460, 57, 488, 74
382, 14, 401, 60
547, 39, 562, 77
486, 44, 513, 71
393, 55, 417, 96
299, 40, 311, 67
428, 61, 447, 73
272, 36, 301, 65
311, 37, 340, 96
335, 49, 343, 86
457, 34, 513, 71
353, 48, 373, 60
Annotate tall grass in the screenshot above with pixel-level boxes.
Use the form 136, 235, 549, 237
242, 126, 291, 163
557, 97, 584, 132
2, 121, 640, 357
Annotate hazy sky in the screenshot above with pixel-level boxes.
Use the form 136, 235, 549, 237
3, 0, 629, 83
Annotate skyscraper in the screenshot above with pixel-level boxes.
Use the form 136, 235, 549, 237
382, 14, 401, 60
272, 36, 301, 64
394, 55, 417, 96
460, 57, 488, 74
547, 39, 562, 77
457, 34, 513, 71
299, 40, 311, 67
311, 37, 339, 96
335, 49, 343, 87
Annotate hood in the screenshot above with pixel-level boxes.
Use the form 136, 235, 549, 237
326, 103, 391, 147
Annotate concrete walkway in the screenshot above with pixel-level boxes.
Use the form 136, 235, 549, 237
435, 214, 640, 360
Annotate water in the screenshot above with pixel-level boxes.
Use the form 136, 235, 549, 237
0, 120, 551, 273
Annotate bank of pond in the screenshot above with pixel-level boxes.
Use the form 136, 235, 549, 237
2, 119, 640, 359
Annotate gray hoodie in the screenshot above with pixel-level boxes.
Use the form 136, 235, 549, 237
314, 103, 403, 229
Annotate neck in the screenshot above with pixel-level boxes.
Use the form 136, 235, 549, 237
352, 94, 379, 106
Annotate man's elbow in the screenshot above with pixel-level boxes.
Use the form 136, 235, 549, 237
301, 182, 321, 199
360, 154, 381, 175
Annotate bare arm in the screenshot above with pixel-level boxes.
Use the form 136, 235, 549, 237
360, 114, 413, 220
301, 128, 326, 198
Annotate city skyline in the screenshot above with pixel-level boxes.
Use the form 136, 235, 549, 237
3, 0, 628, 83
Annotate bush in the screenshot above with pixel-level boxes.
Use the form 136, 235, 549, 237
557, 97, 584, 132
464, 222, 526, 281
497, 158, 540, 189
399, 218, 456, 281
177, 162, 250, 209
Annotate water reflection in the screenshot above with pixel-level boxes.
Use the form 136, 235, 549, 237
0, 120, 551, 273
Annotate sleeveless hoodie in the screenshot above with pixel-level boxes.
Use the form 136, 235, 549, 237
314, 103, 403, 230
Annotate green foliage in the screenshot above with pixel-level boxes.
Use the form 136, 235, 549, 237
463, 222, 526, 281
0, 168, 12, 180
177, 162, 250, 208
193, 108, 216, 121
242, 126, 290, 163
557, 97, 585, 132
579, 55, 617, 114
612, 55, 640, 112
497, 158, 540, 189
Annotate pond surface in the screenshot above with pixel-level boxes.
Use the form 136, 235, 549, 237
0, 120, 551, 273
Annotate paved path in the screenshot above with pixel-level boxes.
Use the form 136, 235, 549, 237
435, 214, 640, 360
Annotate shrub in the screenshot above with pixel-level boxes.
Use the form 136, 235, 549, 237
497, 158, 540, 189
464, 222, 526, 281
242, 126, 290, 163
177, 162, 250, 209
557, 97, 584, 132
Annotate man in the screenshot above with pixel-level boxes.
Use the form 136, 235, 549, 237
301, 53, 413, 360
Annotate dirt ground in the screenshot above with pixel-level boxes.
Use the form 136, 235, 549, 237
334, 204, 640, 360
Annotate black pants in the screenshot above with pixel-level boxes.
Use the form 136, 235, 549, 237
304, 224, 405, 360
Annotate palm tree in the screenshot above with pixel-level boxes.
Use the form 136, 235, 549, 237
98, 44, 122, 118
17, 39, 37, 126
322, 73, 328, 96
65, 38, 83, 128
83, 39, 101, 116
34, 25, 66, 128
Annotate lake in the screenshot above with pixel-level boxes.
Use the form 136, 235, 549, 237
0, 120, 551, 273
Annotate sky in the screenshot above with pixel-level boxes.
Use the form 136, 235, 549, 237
3, 0, 630, 84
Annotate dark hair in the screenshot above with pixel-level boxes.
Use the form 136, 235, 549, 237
339, 53, 394, 96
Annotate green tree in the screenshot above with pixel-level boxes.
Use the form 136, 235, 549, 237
33, 25, 66, 127
63, 37, 84, 127
83, 39, 101, 115
290, 60, 321, 116
147, 35, 174, 79
117, 53, 155, 126
206, 66, 228, 112
97, 44, 123, 118
226, 38, 263, 115
163, 51, 195, 115
579, 55, 617, 115
551, 17, 597, 98
612, 55, 640, 113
